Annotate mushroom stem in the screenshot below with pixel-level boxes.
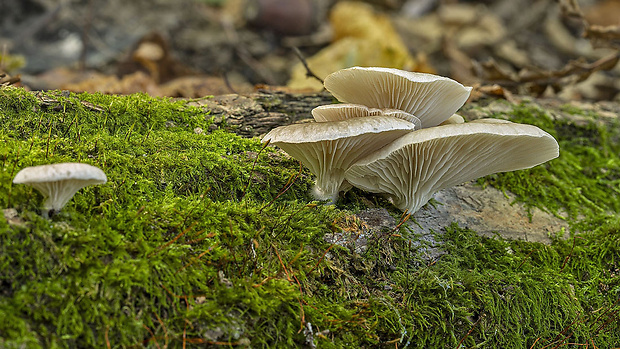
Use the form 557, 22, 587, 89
312, 183, 340, 203
312, 174, 353, 203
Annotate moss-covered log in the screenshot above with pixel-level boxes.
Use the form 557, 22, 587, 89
1, 86, 619, 348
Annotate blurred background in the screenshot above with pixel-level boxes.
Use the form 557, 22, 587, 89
0, 0, 618, 101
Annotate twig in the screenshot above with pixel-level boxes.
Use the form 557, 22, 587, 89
307, 239, 343, 276
540, 315, 585, 349
388, 212, 411, 236
516, 249, 537, 271
221, 16, 277, 85
560, 236, 583, 272
176, 242, 218, 274
529, 337, 541, 349
183, 297, 188, 349
153, 311, 169, 349
242, 139, 270, 215
591, 298, 620, 336
141, 324, 162, 349
456, 314, 484, 348
221, 70, 238, 94
105, 326, 111, 349
273, 203, 316, 239
272, 243, 292, 282
148, 222, 196, 257
259, 161, 303, 213
292, 46, 324, 85
591, 297, 620, 332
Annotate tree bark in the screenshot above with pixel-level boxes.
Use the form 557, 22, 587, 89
189, 90, 334, 138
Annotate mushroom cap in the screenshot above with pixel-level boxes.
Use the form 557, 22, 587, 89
312, 103, 422, 129
469, 118, 512, 124
344, 121, 559, 214
323, 67, 472, 128
262, 115, 416, 202
438, 113, 465, 125
13, 162, 107, 211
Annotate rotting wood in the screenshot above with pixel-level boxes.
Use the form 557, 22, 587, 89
187, 90, 334, 138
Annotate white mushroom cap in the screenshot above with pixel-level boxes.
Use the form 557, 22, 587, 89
13, 162, 107, 214
323, 67, 473, 128
469, 118, 512, 124
312, 103, 422, 129
438, 113, 465, 125
344, 121, 559, 214
262, 115, 416, 203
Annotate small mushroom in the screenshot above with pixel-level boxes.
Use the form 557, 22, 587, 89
262, 115, 416, 202
13, 162, 107, 217
323, 66, 472, 128
312, 103, 422, 129
344, 121, 559, 214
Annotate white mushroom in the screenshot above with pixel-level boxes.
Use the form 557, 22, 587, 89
312, 103, 422, 129
438, 113, 465, 125
344, 121, 559, 214
13, 162, 107, 217
262, 116, 416, 203
323, 67, 472, 128
468, 118, 512, 124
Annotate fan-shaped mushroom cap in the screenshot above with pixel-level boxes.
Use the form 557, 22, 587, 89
312, 103, 422, 129
439, 114, 465, 125
344, 121, 559, 214
262, 115, 416, 202
13, 162, 107, 215
469, 118, 512, 124
324, 67, 472, 128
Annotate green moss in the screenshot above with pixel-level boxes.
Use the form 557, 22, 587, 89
1, 87, 618, 347
480, 103, 620, 224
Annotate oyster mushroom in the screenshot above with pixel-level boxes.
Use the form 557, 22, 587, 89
13, 162, 107, 217
439, 114, 465, 125
262, 115, 416, 202
344, 120, 559, 214
323, 66, 472, 128
312, 103, 422, 129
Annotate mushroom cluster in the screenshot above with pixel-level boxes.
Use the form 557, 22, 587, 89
263, 67, 559, 214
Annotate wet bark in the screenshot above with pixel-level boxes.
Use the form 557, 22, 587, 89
188, 90, 334, 138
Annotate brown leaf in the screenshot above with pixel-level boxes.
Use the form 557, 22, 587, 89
475, 84, 518, 104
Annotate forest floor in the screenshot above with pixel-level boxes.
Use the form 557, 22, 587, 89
1, 84, 619, 348
1, 0, 620, 347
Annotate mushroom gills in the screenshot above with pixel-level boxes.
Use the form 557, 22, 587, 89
324, 66, 472, 128
312, 103, 422, 129
262, 115, 416, 203
345, 122, 559, 214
